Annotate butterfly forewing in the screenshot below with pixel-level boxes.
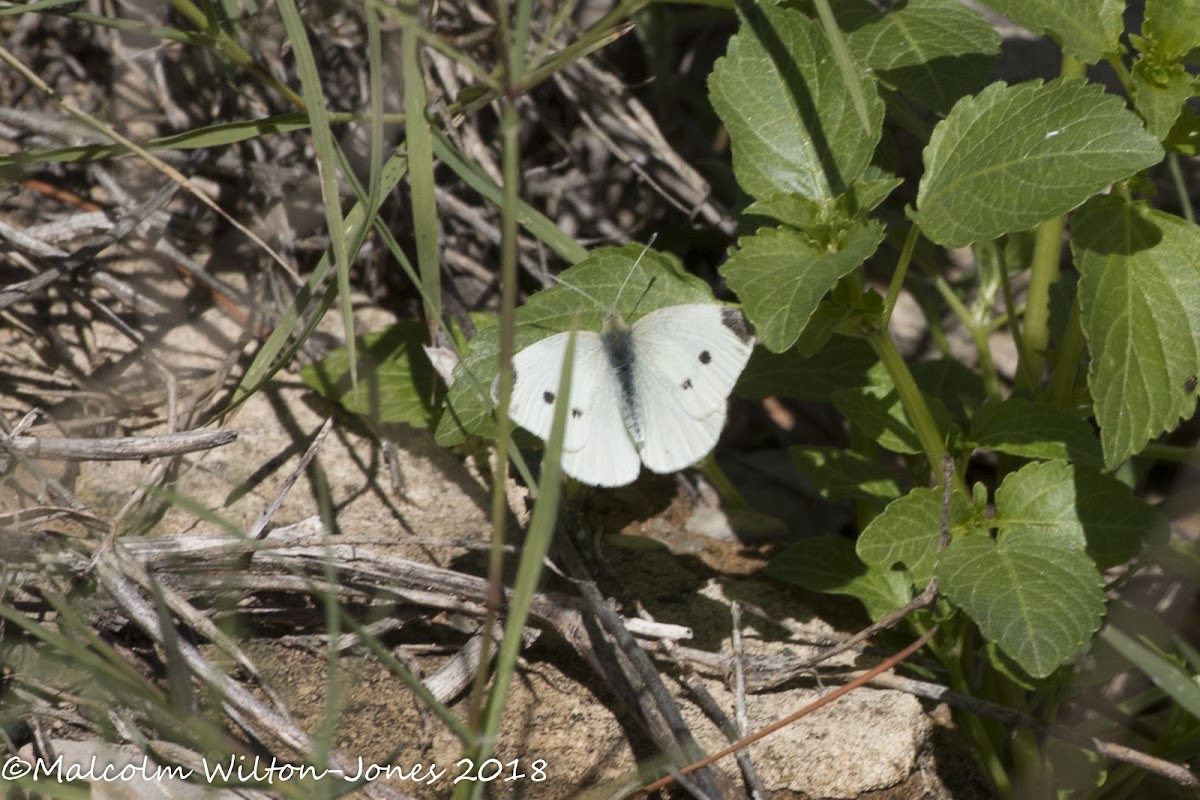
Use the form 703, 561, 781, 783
629, 306, 755, 420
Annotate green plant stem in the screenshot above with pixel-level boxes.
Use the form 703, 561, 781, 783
938, 626, 1012, 794
468, 0, 524, 743
1141, 442, 1200, 465
1048, 294, 1084, 410
882, 222, 919, 325
996, 246, 1038, 390
1016, 56, 1084, 391
1168, 153, 1196, 222
867, 332, 964, 493
1017, 213, 1065, 391
402, 15, 442, 340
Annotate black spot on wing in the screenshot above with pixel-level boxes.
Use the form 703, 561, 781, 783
542, 390, 555, 404
681, 378, 693, 390
698, 350, 712, 365
571, 407, 583, 418
719, 307, 755, 343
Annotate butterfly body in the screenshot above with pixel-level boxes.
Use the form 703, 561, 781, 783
500, 304, 755, 487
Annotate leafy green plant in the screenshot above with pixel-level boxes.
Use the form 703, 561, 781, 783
284, 0, 1200, 795
701, 0, 1198, 795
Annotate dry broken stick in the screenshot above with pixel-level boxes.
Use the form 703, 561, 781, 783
1, 428, 237, 461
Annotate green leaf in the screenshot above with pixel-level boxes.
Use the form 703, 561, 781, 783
993, 460, 1167, 570
436, 246, 723, 446
790, 446, 902, 501
1131, 59, 1196, 141
846, 0, 1000, 114
737, 335, 876, 401
858, 486, 977, 587
975, 0, 1123, 64
916, 79, 1163, 248
721, 221, 885, 352
937, 529, 1105, 678
767, 535, 911, 620
708, 2, 883, 204
1071, 196, 1200, 468
1143, 0, 1200, 60
967, 398, 1104, 467
300, 322, 438, 429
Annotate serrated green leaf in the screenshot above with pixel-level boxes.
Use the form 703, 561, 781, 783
436, 246, 724, 446
845, 176, 904, 215
767, 535, 911, 620
1143, 0, 1200, 60
977, 0, 1123, 64
994, 459, 1167, 570
1131, 59, 1196, 141
742, 194, 825, 231
846, 0, 1000, 114
916, 79, 1163, 248
790, 445, 902, 501
708, 2, 883, 204
937, 529, 1106, 678
967, 398, 1103, 466
300, 322, 438, 428
721, 222, 885, 352
737, 335, 875, 400
857, 486, 976, 587
1071, 196, 1200, 468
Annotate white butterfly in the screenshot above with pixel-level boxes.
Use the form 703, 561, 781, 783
496, 304, 755, 487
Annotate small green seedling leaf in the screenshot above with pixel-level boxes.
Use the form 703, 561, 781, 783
721, 221, 885, 352
967, 398, 1104, 467
847, 0, 1001, 114
1072, 196, 1200, 469
767, 534, 911, 621
1142, 0, 1200, 59
301, 322, 438, 428
916, 79, 1163, 248
708, 2, 883, 205
1130, 58, 1195, 141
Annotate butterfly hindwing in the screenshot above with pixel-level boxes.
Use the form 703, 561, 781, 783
633, 361, 727, 474
503, 330, 641, 486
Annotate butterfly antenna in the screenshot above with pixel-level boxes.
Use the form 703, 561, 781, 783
613, 233, 657, 311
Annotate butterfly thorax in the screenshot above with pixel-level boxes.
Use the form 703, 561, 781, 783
600, 316, 646, 448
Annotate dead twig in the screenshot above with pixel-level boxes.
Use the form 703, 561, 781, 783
1, 428, 238, 461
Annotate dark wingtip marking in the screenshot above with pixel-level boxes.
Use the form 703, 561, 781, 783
720, 307, 755, 343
